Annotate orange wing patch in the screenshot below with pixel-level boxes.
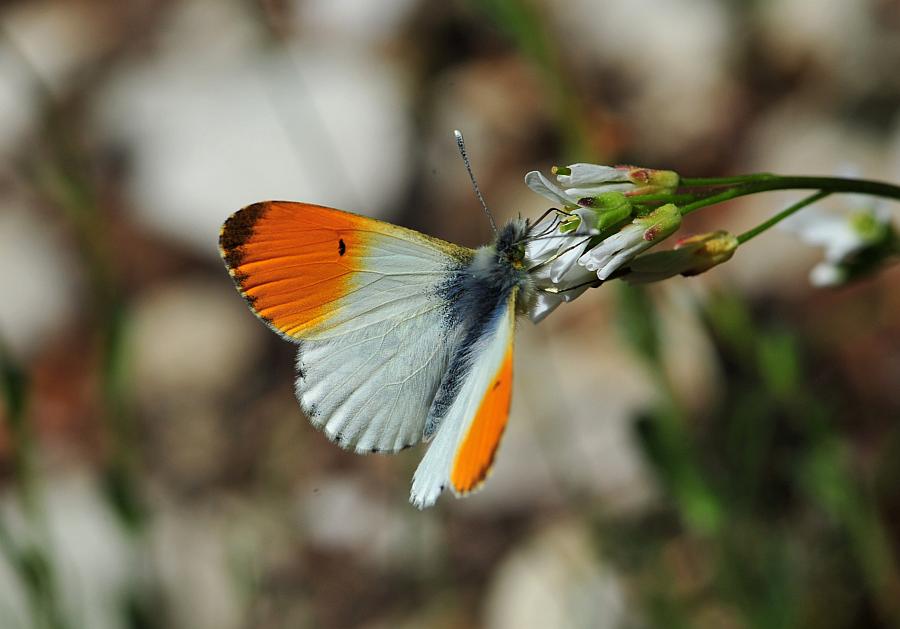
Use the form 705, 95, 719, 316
219, 201, 373, 337
450, 343, 514, 494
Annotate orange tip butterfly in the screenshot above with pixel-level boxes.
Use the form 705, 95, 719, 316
219, 132, 544, 508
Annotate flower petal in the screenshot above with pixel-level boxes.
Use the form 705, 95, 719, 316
557, 164, 626, 186
528, 292, 564, 323
810, 262, 844, 287
550, 242, 589, 283
564, 183, 635, 197
525, 171, 577, 207
572, 208, 601, 235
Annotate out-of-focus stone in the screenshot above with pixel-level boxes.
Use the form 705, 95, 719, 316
756, 0, 872, 82
0, 202, 80, 359
297, 474, 442, 570
543, 0, 735, 157
1, 0, 115, 93
0, 0, 117, 157
91, 0, 412, 256
151, 498, 267, 629
130, 278, 264, 401
290, 0, 420, 47
485, 520, 633, 629
0, 54, 36, 158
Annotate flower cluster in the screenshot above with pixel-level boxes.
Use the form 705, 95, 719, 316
521, 161, 898, 323
523, 163, 686, 321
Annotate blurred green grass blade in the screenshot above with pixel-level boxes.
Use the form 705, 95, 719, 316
616, 283, 661, 364
634, 410, 723, 536
756, 331, 799, 401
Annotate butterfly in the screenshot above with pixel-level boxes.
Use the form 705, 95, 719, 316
217, 134, 589, 508
219, 199, 540, 508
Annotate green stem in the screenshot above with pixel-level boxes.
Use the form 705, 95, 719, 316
632, 192, 698, 205
680, 176, 900, 216
681, 173, 777, 187
737, 191, 831, 244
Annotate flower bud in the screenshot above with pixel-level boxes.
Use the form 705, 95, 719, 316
571, 192, 634, 232
625, 230, 738, 283
578, 203, 682, 280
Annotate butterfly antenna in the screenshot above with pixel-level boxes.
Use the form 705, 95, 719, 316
454, 129, 497, 234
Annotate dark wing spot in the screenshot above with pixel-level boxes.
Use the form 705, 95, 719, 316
220, 202, 268, 269
338, 238, 346, 256
370, 447, 380, 454
492, 380, 501, 390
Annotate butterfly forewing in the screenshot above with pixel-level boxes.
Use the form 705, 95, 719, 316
220, 201, 474, 453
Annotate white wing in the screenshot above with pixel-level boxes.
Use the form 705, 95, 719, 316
295, 296, 464, 453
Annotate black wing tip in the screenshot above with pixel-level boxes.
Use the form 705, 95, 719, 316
219, 201, 270, 268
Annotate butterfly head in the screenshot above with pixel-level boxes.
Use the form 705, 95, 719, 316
494, 219, 530, 270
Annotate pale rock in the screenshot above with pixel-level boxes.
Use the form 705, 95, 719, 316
150, 501, 255, 629
130, 278, 264, 401
756, 0, 872, 82
1, 0, 114, 93
91, 0, 411, 255
485, 520, 634, 629
297, 474, 442, 570
0, 202, 80, 359
290, 0, 421, 47
543, 0, 735, 156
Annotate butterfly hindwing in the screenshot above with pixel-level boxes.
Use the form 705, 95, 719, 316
220, 201, 474, 453
410, 292, 516, 508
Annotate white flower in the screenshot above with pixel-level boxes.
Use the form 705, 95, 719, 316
578, 204, 682, 280
524, 170, 579, 208
780, 203, 897, 287
524, 210, 598, 323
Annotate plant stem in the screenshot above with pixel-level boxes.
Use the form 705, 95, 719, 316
737, 191, 831, 244
633, 192, 698, 205
679, 176, 900, 216
680, 173, 777, 187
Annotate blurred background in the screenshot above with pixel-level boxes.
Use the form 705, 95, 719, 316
1, 0, 900, 627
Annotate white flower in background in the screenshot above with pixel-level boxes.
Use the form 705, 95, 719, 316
579, 203, 683, 280
780, 203, 898, 287
525, 164, 679, 209
624, 230, 739, 284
